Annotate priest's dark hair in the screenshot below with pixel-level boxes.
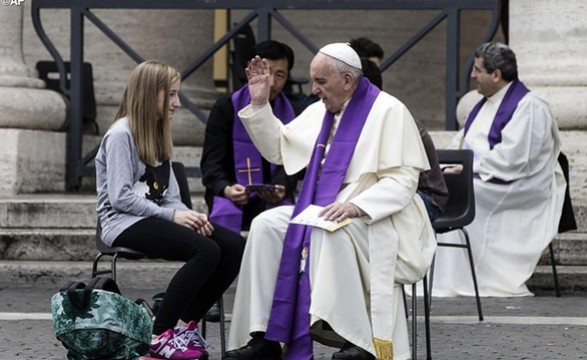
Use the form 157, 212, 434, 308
475, 42, 518, 82
349, 37, 384, 61
255, 40, 295, 71
361, 58, 382, 90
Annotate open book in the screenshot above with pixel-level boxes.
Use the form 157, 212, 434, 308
290, 204, 352, 232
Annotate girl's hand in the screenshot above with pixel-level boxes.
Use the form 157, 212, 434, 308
173, 210, 214, 236
194, 212, 214, 236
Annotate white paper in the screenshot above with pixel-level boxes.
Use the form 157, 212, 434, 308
290, 204, 351, 232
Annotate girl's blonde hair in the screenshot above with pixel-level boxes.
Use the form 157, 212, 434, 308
115, 60, 180, 165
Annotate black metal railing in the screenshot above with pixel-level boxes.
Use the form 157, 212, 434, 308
30, 0, 501, 190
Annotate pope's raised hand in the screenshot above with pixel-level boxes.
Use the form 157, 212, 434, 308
245, 56, 270, 106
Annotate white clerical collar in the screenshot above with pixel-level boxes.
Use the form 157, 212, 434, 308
486, 81, 513, 105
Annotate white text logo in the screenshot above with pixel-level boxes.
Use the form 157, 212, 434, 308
1, 0, 25, 5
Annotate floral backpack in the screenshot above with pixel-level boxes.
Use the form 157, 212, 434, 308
51, 277, 153, 360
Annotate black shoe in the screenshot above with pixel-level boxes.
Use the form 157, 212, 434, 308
332, 342, 375, 360
225, 333, 282, 360
204, 301, 221, 322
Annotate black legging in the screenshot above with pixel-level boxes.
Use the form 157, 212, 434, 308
113, 217, 245, 335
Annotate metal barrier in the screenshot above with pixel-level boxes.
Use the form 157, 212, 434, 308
30, 0, 501, 190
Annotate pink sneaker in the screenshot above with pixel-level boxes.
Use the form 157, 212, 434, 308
149, 324, 208, 360
176, 321, 208, 350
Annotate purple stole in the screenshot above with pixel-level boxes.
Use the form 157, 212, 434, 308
265, 78, 380, 360
209, 86, 295, 232
464, 80, 529, 148
464, 80, 529, 184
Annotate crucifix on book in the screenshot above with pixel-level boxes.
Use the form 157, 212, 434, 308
237, 157, 261, 185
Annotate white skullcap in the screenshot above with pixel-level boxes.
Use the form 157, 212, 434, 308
319, 42, 362, 69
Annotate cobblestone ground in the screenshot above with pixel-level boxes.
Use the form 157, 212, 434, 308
1, 285, 586, 359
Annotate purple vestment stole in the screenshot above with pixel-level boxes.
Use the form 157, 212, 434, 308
464, 79, 530, 148
464, 80, 529, 184
265, 78, 380, 360
209, 86, 295, 233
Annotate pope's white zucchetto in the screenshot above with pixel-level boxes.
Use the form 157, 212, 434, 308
319, 42, 362, 69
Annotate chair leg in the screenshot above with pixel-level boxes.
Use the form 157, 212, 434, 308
427, 254, 437, 308
411, 283, 418, 360
549, 243, 561, 297
91, 253, 104, 278
402, 285, 409, 319
201, 297, 226, 359
111, 253, 119, 282
422, 275, 432, 360
462, 228, 483, 321
219, 296, 226, 359
201, 316, 207, 340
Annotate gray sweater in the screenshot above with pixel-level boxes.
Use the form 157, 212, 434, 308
95, 118, 188, 246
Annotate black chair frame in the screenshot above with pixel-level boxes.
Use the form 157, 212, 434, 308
549, 242, 561, 297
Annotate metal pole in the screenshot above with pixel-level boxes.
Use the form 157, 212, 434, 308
445, 7, 460, 130
66, 6, 84, 190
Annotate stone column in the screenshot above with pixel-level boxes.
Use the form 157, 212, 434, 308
510, 0, 587, 130
510, 0, 587, 205
0, 6, 66, 130
0, 5, 67, 195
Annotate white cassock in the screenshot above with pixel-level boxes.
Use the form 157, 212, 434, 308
228, 91, 436, 360
432, 82, 566, 297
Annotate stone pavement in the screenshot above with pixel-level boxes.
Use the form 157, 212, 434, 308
0, 283, 586, 360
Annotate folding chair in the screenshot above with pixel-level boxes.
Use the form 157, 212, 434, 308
91, 161, 227, 357
429, 149, 483, 321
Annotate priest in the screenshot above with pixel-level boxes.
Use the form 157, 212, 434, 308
200, 40, 300, 234
225, 42, 436, 360
432, 42, 566, 297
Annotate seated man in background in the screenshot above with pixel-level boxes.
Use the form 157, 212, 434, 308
200, 40, 302, 320
226, 43, 436, 360
201, 40, 302, 234
432, 42, 566, 297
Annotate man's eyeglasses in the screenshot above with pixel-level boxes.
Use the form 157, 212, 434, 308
472, 66, 490, 74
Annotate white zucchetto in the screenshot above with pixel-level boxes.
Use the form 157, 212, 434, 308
319, 42, 362, 69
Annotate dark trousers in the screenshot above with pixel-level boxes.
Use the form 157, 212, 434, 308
113, 217, 245, 335
418, 190, 441, 222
